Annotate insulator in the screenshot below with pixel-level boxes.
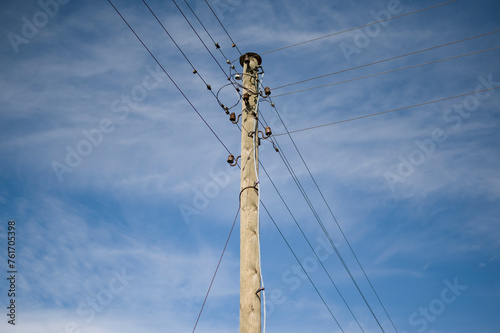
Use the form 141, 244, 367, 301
192, 69, 197, 74
224, 106, 229, 114
265, 126, 272, 137
264, 87, 271, 96
271, 103, 275, 107
244, 55, 250, 64
231, 65, 235, 70
226, 59, 231, 64
207, 84, 212, 90
227, 154, 234, 164
229, 112, 236, 122
243, 93, 250, 102
215, 43, 220, 49
231, 43, 236, 48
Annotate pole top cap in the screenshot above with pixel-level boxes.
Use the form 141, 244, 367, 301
239, 53, 262, 67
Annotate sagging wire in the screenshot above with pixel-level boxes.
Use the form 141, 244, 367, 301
216, 82, 241, 114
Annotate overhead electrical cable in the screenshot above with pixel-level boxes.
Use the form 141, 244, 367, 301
259, 160, 367, 332
171, 0, 231, 77
142, 0, 220, 98
263, 97, 400, 332
256, 95, 387, 332
168, 0, 245, 106
259, 0, 458, 55
257, 75, 386, 330
257, 78, 366, 332
202, 0, 242, 55
182, 0, 234, 63
267, 126, 387, 332
106, 0, 232, 153
272, 46, 500, 98
191, 205, 240, 333
143, 0, 243, 117
259, 200, 345, 332
273, 29, 500, 90
234, 129, 343, 331
273, 85, 500, 136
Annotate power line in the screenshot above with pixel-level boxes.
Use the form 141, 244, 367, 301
171, 0, 231, 78
259, 0, 458, 55
143, 0, 244, 118
142, 0, 215, 92
256, 83, 387, 331
106, 0, 232, 154
144, 0, 245, 117
191, 205, 240, 333
259, 200, 345, 332
182, 0, 234, 63
263, 97, 400, 332
142, 0, 242, 115
236, 77, 356, 330
273, 86, 500, 136
273, 29, 500, 90
236, 121, 346, 330
259, 159, 367, 332
272, 46, 500, 98
169, 0, 245, 109
240, 73, 375, 330
202, 0, 242, 56
266, 119, 387, 332
235, 105, 351, 329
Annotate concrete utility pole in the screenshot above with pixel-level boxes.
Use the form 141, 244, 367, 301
239, 52, 262, 333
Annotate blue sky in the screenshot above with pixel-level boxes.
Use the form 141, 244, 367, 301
0, 0, 499, 332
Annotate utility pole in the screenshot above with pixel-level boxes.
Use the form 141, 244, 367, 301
239, 52, 262, 333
